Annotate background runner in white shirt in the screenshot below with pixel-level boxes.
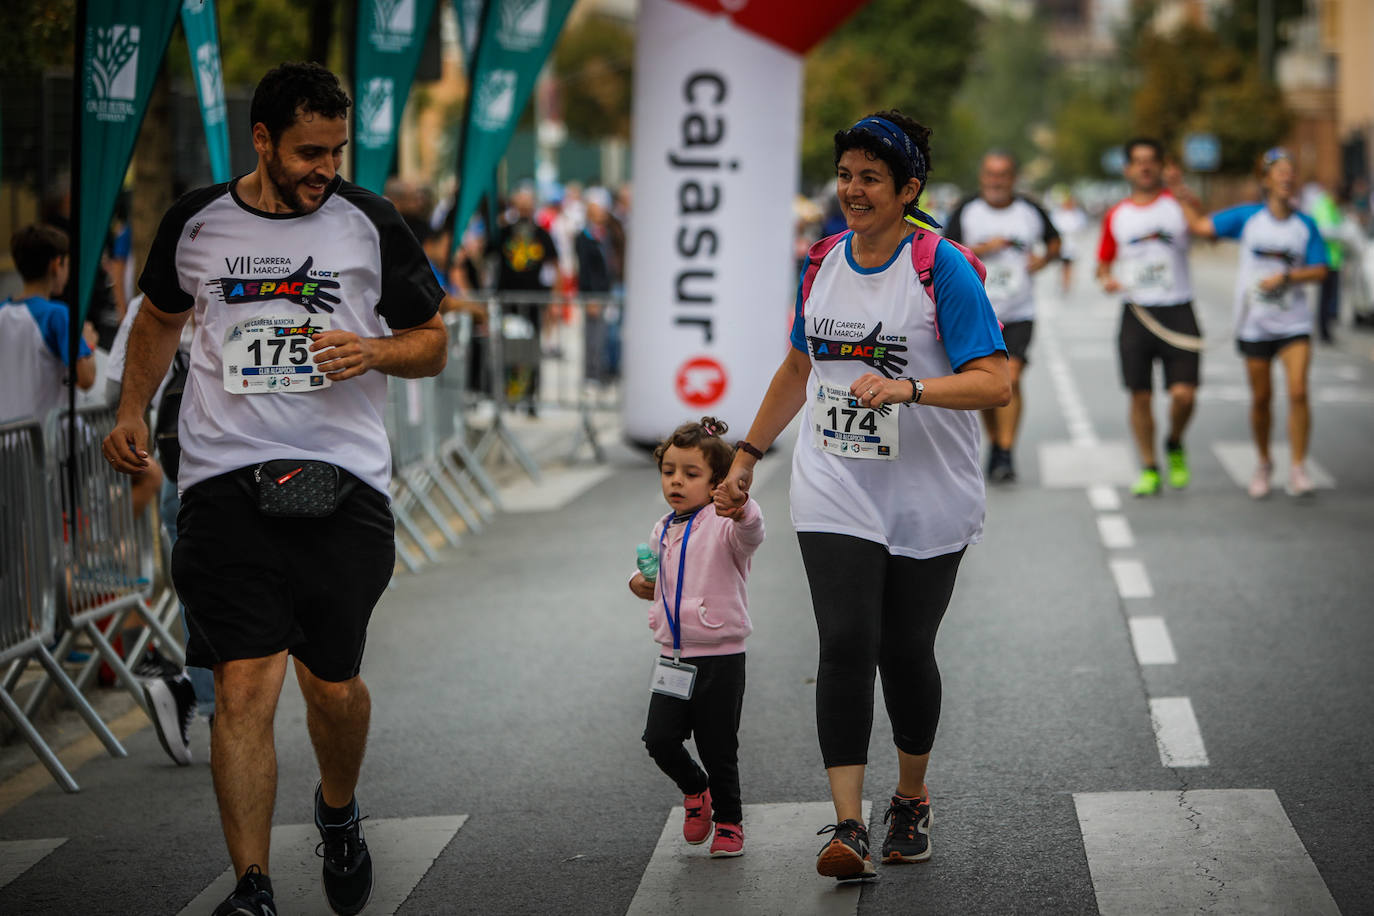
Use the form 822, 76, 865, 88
944, 152, 1060, 483
1096, 137, 1201, 497
1172, 148, 1328, 498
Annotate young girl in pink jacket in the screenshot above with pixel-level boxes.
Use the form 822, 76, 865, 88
628, 417, 765, 858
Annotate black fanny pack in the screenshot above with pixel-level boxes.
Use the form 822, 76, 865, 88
253, 460, 355, 518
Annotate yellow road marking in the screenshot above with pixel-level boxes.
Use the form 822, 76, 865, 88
0, 706, 149, 817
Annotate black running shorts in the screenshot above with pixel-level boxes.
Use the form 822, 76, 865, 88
1000, 320, 1034, 364
1118, 302, 1202, 391
172, 467, 395, 682
1236, 334, 1309, 360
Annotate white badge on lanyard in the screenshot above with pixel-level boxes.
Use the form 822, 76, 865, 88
222, 314, 332, 394
651, 507, 702, 700
651, 656, 698, 700
812, 382, 899, 459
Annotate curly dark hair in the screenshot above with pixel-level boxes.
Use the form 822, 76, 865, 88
251, 62, 352, 143
833, 109, 933, 217
653, 417, 734, 485
10, 223, 68, 281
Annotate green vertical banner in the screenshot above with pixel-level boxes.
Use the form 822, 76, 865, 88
354, 0, 440, 194
75, 0, 181, 325
181, 0, 231, 183
451, 0, 486, 77
450, 0, 575, 253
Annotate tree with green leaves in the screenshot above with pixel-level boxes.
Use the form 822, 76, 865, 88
552, 14, 634, 141
801, 0, 981, 189
1132, 22, 1290, 175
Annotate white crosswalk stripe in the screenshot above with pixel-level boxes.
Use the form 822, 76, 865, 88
175, 815, 466, 916
0, 838, 66, 891
1075, 789, 1340, 915
626, 801, 872, 916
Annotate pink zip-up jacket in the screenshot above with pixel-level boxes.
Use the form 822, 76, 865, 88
640, 498, 765, 658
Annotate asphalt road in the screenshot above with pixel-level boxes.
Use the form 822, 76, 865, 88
1, 238, 1371, 915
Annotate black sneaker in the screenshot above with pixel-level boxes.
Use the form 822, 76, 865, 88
815, 819, 876, 880
314, 782, 373, 915
212, 864, 276, 916
881, 792, 932, 863
131, 645, 182, 679
143, 672, 196, 766
988, 447, 1016, 483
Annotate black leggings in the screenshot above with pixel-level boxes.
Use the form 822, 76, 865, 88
798, 533, 965, 768
642, 653, 746, 824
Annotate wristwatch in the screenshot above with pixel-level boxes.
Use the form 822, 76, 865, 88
898, 377, 924, 404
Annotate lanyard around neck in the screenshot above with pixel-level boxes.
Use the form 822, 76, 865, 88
658, 506, 702, 662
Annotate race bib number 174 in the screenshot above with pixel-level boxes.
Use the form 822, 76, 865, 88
222, 315, 332, 394
812, 383, 899, 460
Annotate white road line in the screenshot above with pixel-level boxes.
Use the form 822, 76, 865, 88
1075, 789, 1340, 915
1108, 558, 1153, 599
1128, 616, 1177, 665
177, 815, 466, 916
1040, 332, 1100, 447
626, 801, 872, 916
0, 837, 66, 890
1148, 697, 1209, 767
1086, 485, 1121, 512
1211, 442, 1336, 491
1096, 515, 1134, 550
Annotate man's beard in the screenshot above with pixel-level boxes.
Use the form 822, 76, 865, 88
265, 152, 311, 213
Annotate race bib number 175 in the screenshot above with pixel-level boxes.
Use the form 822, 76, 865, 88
222, 314, 332, 394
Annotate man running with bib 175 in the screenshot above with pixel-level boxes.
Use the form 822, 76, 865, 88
1096, 137, 1201, 497
102, 62, 447, 916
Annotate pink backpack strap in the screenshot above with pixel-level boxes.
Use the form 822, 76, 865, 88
910, 231, 987, 341
801, 232, 849, 305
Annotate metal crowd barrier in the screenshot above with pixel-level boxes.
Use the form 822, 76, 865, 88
18, 406, 184, 723
380, 296, 623, 573
0, 417, 126, 792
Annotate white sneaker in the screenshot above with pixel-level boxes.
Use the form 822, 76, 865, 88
1247, 462, 1272, 499
143, 673, 195, 766
1287, 463, 1315, 497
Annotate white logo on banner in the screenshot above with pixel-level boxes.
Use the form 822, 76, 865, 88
359, 77, 395, 147
87, 25, 140, 122
369, 0, 416, 51
194, 43, 227, 125
474, 70, 517, 131
497, 0, 548, 51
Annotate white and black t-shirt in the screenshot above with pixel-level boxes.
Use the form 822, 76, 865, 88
139, 176, 443, 496
944, 195, 1058, 323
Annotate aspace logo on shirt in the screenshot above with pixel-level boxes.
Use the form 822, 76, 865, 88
1128, 229, 1176, 246
216, 256, 341, 313
1251, 246, 1298, 265
807, 318, 908, 378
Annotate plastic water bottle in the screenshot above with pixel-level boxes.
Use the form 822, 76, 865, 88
635, 544, 658, 582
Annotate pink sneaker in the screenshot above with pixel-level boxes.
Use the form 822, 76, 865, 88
1287, 463, 1314, 497
683, 789, 713, 845
709, 823, 744, 857
1248, 461, 1272, 499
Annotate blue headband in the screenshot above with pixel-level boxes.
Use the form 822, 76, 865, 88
850, 117, 927, 185
1261, 146, 1291, 169
845, 116, 941, 228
